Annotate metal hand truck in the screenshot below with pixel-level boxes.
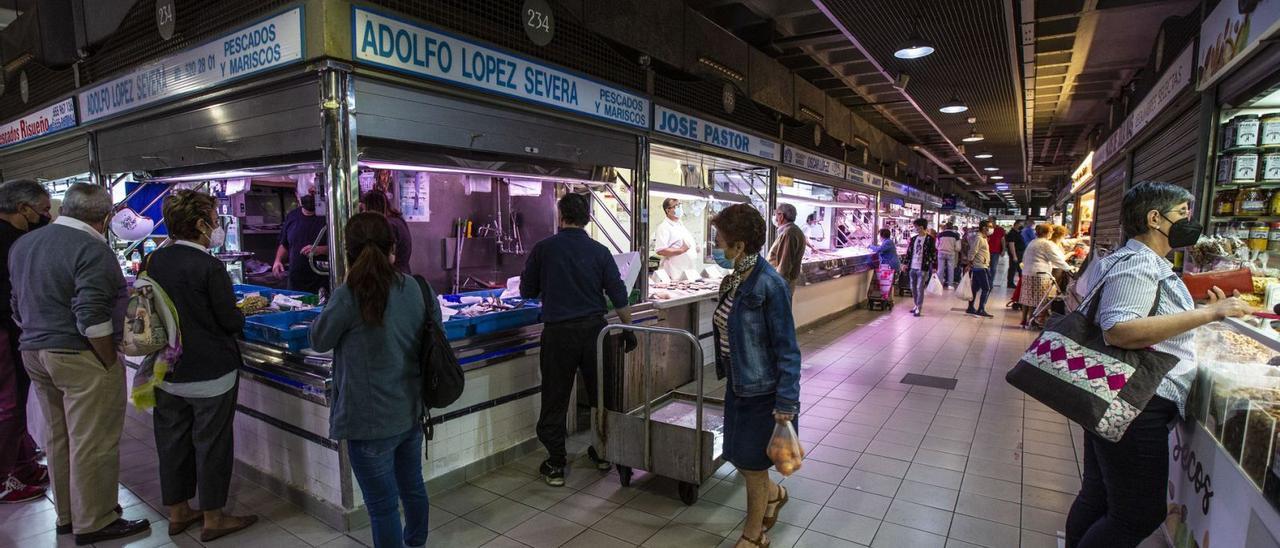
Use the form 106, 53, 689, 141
595, 324, 724, 506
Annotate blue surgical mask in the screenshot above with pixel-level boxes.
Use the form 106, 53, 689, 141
712, 247, 736, 269
673, 206, 683, 219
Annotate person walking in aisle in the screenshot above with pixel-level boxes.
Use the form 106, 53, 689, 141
709, 204, 802, 548
767, 203, 808, 294
312, 213, 434, 548
1018, 224, 1074, 328
936, 223, 961, 289
986, 218, 1006, 287
520, 193, 635, 486
360, 191, 413, 274
1021, 217, 1037, 249
0, 180, 50, 504
1065, 181, 1251, 548
1006, 220, 1025, 290
10, 183, 150, 544
965, 220, 995, 318
870, 229, 900, 304
146, 191, 259, 541
902, 218, 937, 317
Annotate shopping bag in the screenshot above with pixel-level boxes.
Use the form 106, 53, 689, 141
767, 420, 805, 476
926, 275, 944, 296
955, 273, 973, 301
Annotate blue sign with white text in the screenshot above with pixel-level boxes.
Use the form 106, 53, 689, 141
353, 7, 649, 129
652, 105, 777, 161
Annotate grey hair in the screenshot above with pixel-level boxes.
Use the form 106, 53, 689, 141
59, 183, 114, 223
0, 179, 49, 214
776, 202, 797, 223
1121, 181, 1194, 239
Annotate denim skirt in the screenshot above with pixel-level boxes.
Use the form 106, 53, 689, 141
722, 383, 797, 471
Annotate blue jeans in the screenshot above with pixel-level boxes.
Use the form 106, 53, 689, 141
909, 269, 931, 310
968, 267, 992, 312
348, 426, 429, 548
937, 253, 957, 287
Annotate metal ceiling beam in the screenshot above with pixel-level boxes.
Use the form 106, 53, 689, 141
772, 29, 845, 48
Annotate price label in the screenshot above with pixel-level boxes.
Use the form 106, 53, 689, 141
521, 0, 555, 46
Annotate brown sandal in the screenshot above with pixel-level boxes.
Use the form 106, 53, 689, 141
168, 514, 203, 536
200, 515, 259, 542
737, 533, 770, 547
762, 485, 788, 531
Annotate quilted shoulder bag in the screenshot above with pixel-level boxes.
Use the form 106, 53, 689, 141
1005, 254, 1179, 442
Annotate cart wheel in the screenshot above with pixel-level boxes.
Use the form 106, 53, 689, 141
616, 465, 633, 487
678, 481, 699, 506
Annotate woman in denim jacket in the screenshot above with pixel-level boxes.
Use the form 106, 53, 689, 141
710, 204, 802, 548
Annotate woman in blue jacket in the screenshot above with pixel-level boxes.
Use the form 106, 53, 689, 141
710, 204, 802, 548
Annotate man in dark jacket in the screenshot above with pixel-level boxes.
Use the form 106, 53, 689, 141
903, 217, 937, 317
521, 193, 635, 486
0, 179, 49, 504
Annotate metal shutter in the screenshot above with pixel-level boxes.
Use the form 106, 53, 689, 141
0, 133, 91, 182
1092, 163, 1129, 252
1132, 105, 1199, 191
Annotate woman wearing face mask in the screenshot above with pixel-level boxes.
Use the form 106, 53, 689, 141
145, 190, 258, 541
710, 204, 802, 548
1064, 182, 1251, 548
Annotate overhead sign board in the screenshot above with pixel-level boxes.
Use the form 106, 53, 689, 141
782, 146, 845, 180
1198, 0, 1280, 90
1094, 46, 1193, 169
0, 98, 77, 149
1071, 151, 1094, 192
652, 105, 778, 161
353, 7, 648, 129
78, 8, 304, 123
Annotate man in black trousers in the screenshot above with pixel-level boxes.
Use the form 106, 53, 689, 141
521, 193, 636, 486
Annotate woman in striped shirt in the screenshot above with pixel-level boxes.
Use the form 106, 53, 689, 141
710, 204, 802, 548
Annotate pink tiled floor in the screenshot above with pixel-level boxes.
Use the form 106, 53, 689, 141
0, 287, 1171, 547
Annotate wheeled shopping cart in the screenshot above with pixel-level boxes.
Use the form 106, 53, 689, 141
595, 324, 723, 506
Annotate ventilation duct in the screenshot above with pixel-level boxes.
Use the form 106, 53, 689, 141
0, 0, 138, 72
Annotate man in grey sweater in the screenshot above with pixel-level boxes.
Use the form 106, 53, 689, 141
10, 183, 149, 544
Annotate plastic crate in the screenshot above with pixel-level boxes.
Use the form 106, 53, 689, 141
234, 284, 318, 306
243, 309, 321, 352
471, 303, 543, 336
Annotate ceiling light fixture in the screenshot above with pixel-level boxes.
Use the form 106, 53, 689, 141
990, 175, 1005, 180
963, 129, 985, 143
894, 18, 935, 59
939, 92, 968, 114
973, 150, 993, 159
984, 166, 999, 172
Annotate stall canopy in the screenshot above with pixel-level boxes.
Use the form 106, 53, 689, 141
0, 132, 90, 182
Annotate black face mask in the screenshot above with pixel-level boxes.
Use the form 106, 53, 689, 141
1159, 213, 1202, 249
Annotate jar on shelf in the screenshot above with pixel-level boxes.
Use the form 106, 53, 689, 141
1250, 222, 1270, 251
1263, 113, 1280, 146
1236, 221, 1253, 240
1219, 154, 1237, 185
1238, 187, 1271, 216
1269, 221, 1280, 251
1235, 148, 1262, 183
1270, 187, 1280, 215
1265, 149, 1280, 182
1218, 188, 1241, 216
1228, 114, 1263, 149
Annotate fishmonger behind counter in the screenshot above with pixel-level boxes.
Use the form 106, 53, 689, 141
272, 193, 329, 295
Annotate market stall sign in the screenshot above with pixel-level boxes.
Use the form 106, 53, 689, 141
782, 146, 845, 179
1165, 422, 1280, 548
1198, 0, 1280, 90
845, 165, 868, 187
0, 98, 77, 149
78, 8, 304, 124
652, 105, 777, 160
1070, 151, 1094, 193
354, 7, 649, 129
1094, 46, 1193, 170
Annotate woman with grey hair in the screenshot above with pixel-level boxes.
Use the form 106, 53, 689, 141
1065, 181, 1251, 548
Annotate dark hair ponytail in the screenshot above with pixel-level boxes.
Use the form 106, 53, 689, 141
345, 213, 398, 325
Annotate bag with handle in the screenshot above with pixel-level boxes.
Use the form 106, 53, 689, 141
124, 272, 183, 410
1005, 255, 1178, 442
412, 275, 465, 441
955, 272, 973, 301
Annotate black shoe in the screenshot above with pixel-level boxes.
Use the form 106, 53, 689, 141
587, 446, 612, 471
965, 308, 977, 316
977, 311, 994, 318
540, 460, 566, 487
913, 310, 921, 317
57, 504, 123, 535
74, 518, 150, 546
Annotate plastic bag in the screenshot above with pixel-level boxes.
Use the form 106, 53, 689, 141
767, 420, 804, 476
926, 275, 944, 296
955, 272, 973, 301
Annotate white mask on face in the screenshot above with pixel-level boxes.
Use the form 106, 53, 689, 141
208, 227, 226, 249
672, 205, 683, 219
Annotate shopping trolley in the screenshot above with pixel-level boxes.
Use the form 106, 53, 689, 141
595, 324, 723, 506
1029, 269, 1072, 326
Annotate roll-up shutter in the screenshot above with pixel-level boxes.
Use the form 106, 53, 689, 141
0, 133, 90, 182
354, 78, 637, 169
95, 79, 323, 175
1093, 164, 1129, 252
1132, 105, 1199, 190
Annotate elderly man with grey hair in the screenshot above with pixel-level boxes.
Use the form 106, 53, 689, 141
767, 202, 808, 294
9, 183, 149, 544
0, 179, 51, 505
